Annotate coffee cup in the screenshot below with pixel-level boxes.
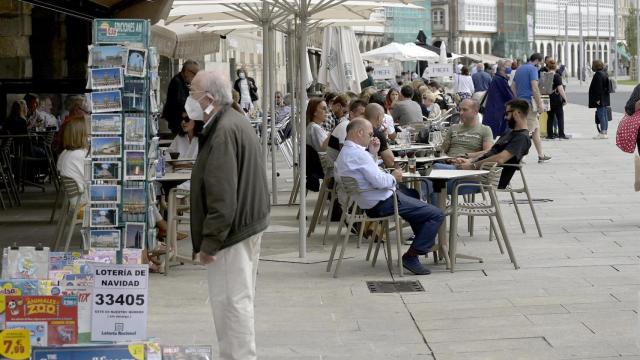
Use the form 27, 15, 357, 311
169, 152, 180, 160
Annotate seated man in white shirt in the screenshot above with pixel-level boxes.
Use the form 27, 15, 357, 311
334, 119, 444, 275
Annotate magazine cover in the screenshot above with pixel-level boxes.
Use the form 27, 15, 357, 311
162, 345, 213, 360
5, 295, 78, 345
49, 252, 82, 271
59, 286, 92, 343
0, 280, 39, 329
6, 321, 47, 346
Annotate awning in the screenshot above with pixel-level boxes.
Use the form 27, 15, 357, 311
151, 21, 221, 58
19, 0, 172, 23
463, 53, 506, 64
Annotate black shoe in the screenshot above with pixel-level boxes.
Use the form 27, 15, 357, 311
402, 254, 431, 275
558, 135, 570, 140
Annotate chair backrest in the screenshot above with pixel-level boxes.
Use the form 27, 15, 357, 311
60, 176, 82, 198
339, 176, 361, 197
479, 162, 503, 188
319, 152, 334, 178
497, 162, 523, 189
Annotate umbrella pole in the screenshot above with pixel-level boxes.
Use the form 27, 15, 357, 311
269, 26, 278, 204
298, 9, 308, 258
287, 21, 299, 185
261, 19, 270, 165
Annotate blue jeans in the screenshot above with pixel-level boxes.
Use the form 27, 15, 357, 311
597, 106, 609, 132
427, 163, 481, 204
366, 190, 444, 254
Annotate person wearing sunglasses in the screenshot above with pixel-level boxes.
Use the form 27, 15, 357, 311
165, 110, 203, 167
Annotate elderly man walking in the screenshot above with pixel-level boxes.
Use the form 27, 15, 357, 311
187, 70, 270, 360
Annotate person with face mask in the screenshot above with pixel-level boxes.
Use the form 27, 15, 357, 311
186, 70, 269, 360
232, 68, 259, 113
452, 99, 532, 189
482, 59, 515, 138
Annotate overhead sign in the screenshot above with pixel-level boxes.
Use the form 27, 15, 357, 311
372, 66, 395, 80
422, 63, 453, 78
95, 19, 146, 44
90, 264, 148, 342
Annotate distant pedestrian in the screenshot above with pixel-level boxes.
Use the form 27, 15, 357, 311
472, 63, 491, 92
545, 59, 569, 139
233, 68, 258, 112
188, 70, 270, 360
483, 59, 514, 138
454, 66, 474, 102
588, 59, 611, 139
512, 52, 551, 163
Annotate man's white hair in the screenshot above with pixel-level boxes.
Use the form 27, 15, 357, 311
194, 70, 232, 106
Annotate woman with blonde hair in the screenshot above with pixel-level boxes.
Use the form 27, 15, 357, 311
57, 116, 88, 193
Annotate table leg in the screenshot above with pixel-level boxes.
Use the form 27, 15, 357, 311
434, 180, 451, 269
167, 189, 177, 262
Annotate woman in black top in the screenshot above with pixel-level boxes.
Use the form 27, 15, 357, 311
546, 59, 569, 139
588, 59, 611, 139
3, 100, 28, 135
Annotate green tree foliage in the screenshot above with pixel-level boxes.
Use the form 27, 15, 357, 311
626, 7, 637, 56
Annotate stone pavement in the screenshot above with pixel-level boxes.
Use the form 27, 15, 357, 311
148, 103, 640, 360
1, 103, 639, 359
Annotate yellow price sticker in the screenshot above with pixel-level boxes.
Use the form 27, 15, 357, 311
0, 329, 30, 360
128, 343, 145, 360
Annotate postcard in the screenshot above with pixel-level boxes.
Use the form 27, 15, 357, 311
90, 136, 121, 158
90, 45, 126, 68
89, 208, 118, 227
90, 67, 123, 90
92, 161, 120, 181
124, 150, 146, 180
89, 229, 120, 250
89, 185, 119, 204
90, 90, 122, 113
125, 47, 147, 77
91, 114, 122, 135
124, 222, 145, 249
123, 80, 145, 111
124, 116, 146, 144
123, 187, 146, 215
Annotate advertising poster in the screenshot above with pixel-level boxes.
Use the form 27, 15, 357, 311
5, 296, 78, 346
90, 264, 148, 341
0, 280, 38, 330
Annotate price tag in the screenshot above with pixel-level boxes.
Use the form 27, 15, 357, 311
0, 329, 30, 360
128, 343, 145, 360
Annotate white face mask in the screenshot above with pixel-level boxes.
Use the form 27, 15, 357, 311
239, 73, 246, 79
185, 96, 204, 121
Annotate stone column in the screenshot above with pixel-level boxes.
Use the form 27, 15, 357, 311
0, 1, 32, 78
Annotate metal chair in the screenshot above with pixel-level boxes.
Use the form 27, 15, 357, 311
326, 176, 403, 278
52, 176, 84, 252
0, 137, 20, 206
447, 163, 519, 272
307, 154, 335, 241
497, 163, 543, 237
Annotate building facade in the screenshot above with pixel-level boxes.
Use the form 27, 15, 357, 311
431, 0, 633, 77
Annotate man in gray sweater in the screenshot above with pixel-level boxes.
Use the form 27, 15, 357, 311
391, 85, 423, 126
187, 70, 270, 360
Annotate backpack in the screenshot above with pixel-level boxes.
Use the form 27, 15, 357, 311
538, 71, 554, 95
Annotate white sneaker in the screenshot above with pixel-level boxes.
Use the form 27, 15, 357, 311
593, 133, 605, 139
602, 134, 608, 139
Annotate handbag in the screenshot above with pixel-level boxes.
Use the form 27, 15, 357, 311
478, 91, 489, 114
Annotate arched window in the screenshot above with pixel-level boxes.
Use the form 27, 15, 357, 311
532, 42, 538, 53
476, 41, 482, 54
586, 44, 591, 65
460, 41, 467, 54
359, 41, 364, 52
557, 44, 562, 63
546, 43, 552, 57
604, 44, 608, 64
484, 41, 490, 55
366, 41, 371, 52
468, 41, 474, 54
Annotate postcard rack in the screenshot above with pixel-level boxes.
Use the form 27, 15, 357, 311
85, 19, 161, 262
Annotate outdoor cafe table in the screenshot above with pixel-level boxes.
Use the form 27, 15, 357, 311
155, 171, 193, 272
394, 155, 451, 163
402, 169, 489, 269
388, 144, 434, 152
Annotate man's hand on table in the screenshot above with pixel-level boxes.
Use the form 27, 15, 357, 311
451, 157, 475, 170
